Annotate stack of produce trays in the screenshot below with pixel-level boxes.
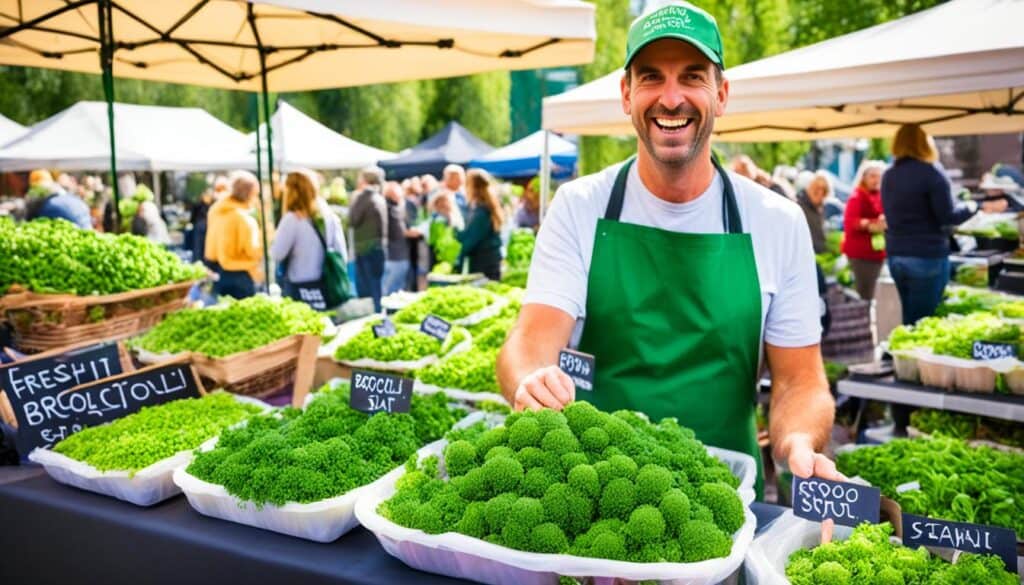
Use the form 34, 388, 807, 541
887, 312, 1024, 392
355, 402, 757, 584
836, 437, 1024, 540
333, 317, 471, 372
173, 383, 470, 542
28, 392, 265, 506
746, 518, 1018, 584
0, 217, 205, 352
130, 295, 327, 397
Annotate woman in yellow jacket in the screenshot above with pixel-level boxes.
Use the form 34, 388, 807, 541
204, 171, 263, 299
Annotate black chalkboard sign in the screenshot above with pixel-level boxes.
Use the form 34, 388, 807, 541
902, 513, 1018, 572
559, 349, 595, 391
350, 369, 413, 414
971, 340, 1017, 360
373, 318, 397, 339
792, 476, 881, 527
420, 315, 452, 341
10, 358, 202, 454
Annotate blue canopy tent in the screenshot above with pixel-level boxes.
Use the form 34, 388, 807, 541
469, 130, 577, 179
379, 121, 494, 180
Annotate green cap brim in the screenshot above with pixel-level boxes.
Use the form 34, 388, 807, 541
624, 34, 723, 71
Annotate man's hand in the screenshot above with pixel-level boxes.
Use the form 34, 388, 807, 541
513, 365, 575, 411
785, 432, 845, 482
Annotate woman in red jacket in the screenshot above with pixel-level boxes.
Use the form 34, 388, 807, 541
842, 160, 888, 300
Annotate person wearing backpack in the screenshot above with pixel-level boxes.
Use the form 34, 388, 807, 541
271, 170, 352, 310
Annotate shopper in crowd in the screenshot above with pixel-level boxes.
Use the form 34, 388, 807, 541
131, 198, 171, 245
842, 160, 888, 300
797, 171, 831, 254
191, 176, 228, 266
515, 176, 541, 231
381, 181, 411, 295
442, 164, 469, 217
271, 170, 347, 305
498, 2, 839, 496
404, 180, 427, 291
24, 169, 92, 229
882, 123, 978, 326
443, 169, 502, 280
349, 165, 388, 311
730, 154, 788, 198
421, 174, 440, 202
204, 171, 263, 299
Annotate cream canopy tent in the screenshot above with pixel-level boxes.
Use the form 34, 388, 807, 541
542, 0, 1024, 142
0, 101, 253, 172
0, 113, 26, 146
253, 101, 395, 171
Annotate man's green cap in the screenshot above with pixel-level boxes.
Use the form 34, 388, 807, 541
624, 2, 724, 70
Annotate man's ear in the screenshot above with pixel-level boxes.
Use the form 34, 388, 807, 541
715, 75, 729, 118
620, 73, 631, 116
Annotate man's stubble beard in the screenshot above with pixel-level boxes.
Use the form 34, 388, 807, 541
636, 108, 714, 170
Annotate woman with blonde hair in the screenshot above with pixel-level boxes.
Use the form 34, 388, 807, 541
270, 170, 348, 307
451, 168, 504, 280
205, 170, 263, 299
842, 160, 887, 300
881, 124, 977, 325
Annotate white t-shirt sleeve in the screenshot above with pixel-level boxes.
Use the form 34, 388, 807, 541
763, 212, 823, 347
523, 184, 591, 319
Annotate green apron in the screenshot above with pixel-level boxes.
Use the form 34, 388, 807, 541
577, 157, 765, 496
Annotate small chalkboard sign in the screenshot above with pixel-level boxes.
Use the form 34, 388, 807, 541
971, 340, 1017, 360
559, 349, 595, 391
349, 369, 413, 414
792, 476, 881, 527
10, 358, 202, 454
372, 318, 397, 339
420, 315, 452, 341
902, 513, 1018, 572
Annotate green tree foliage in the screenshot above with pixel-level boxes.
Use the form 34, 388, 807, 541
422, 72, 511, 147
302, 81, 427, 153
578, 0, 633, 175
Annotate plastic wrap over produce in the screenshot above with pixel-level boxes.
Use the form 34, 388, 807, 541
27, 394, 270, 506
744, 511, 855, 585
354, 442, 757, 585
413, 380, 507, 406
172, 411, 487, 542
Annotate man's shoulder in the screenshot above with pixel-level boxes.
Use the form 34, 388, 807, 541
553, 163, 622, 209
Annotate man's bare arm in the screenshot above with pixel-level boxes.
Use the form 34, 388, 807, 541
497, 303, 577, 410
766, 343, 842, 480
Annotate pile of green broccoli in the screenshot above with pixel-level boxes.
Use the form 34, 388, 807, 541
379, 401, 746, 563
186, 383, 464, 507
786, 522, 1017, 584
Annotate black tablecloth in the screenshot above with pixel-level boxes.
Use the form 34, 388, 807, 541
0, 468, 787, 585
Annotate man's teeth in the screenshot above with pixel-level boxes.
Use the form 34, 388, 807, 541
655, 118, 692, 128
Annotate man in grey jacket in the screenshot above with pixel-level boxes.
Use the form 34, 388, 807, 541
349, 165, 388, 311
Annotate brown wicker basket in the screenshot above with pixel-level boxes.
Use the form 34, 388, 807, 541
187, 334, 320, 405
2, 280, 197, 354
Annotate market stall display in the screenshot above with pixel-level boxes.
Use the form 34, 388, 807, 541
28, 392, 265, 506
836, 437, 1024, 538
356, 401, 756, 584
131, 295, 326, 399
502, 229, 536, 288
746, 515, 1018, 584
333, 318, 470, 372
0, 217, 204, 352
173, 382, 467, 542
909, 408, 1024, 450
393, 286, 507, 327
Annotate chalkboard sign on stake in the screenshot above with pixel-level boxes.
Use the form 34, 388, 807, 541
372, 318, 397, 339
420, 315, 451, 341
559, 348, 595, 391
9, 356, 203, 455
902, 513, 1018, 572
0, 340, 127, 429
971, 340, 1017, 360
349, 369, 413, 414
792, 476, 881, 527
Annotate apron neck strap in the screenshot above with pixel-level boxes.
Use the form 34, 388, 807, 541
604, 156, 743, 234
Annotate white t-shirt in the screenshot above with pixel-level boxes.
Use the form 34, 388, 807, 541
524, 162, 822, 350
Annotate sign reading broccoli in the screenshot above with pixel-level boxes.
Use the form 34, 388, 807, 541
350, 369, 413, 414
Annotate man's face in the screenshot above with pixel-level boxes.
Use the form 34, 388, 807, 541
621, 39, 728, 169
444, 171, 462, 191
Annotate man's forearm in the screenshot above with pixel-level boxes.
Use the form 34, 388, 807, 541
768, 359, 834, 461
497, 327, 551, 403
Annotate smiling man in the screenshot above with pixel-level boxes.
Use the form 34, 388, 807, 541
497, 1, 839, 496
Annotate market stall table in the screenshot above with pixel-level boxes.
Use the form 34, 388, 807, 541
0, 467, 787, 585
838, 375, 1024, 422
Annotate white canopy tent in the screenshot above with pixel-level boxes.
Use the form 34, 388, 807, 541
0, 113, 26, 146
0, 101, 253, 172
252, 101, 395, 171
543, 0, 1024, 141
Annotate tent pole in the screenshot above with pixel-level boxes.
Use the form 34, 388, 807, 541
98, 0, 120, 231
253, 89, 271, 291
248, 4, 274, 292
539, 130, 551, 222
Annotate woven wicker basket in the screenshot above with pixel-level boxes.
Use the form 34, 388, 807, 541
187, 334, 320, 403
2, 281, 197, 354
